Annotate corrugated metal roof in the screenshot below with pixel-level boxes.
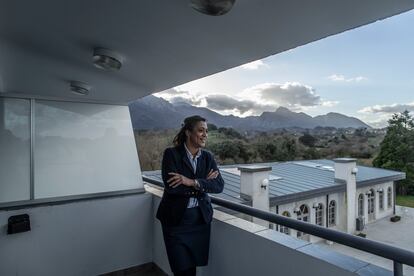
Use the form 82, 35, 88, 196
307, 159, 404, 183
142, 160, 405, 205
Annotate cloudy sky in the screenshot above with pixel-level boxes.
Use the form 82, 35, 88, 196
155, 9, 414, 128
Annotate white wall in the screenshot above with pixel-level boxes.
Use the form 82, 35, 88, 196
268, 181, 395, 244
0, 193, 153, 276
356, 182, 394, 226
276, 194, 338, 243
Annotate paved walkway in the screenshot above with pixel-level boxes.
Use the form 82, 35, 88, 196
317, 206, 414, 275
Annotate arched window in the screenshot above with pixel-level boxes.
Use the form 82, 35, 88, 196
379, 189, 384, 210
358, 194, 364, 217
296, 204, 309, 238
387, 187, 392, 208
279, 211, 291, 235
328, 200, 336, 226
367, 189, 375, 221
315, 203, 324, 226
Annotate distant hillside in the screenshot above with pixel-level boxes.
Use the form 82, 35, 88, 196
128, 95, 371, 130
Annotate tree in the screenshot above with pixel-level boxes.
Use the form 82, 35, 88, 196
281, 137, 297, 161
373, 111, 414, 195
208, 140, 251, 163
299, 133, 317, 147
256, 142, 277, 161
303, 148, 320, 160
218, 127, 243, 139
207, 123, 217, 131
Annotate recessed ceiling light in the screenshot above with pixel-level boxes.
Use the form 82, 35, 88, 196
190, 0, 236, 16
70, 81, 91, 96
93, 47, 123, 71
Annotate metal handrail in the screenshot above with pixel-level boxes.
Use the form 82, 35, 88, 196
143, 177, 414, 276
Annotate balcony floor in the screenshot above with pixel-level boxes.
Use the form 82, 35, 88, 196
100, 262, 167, 276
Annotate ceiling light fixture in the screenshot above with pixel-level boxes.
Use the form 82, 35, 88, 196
70, 81, 91, 96
190, 0, 236, 16
93, 48, 123, 71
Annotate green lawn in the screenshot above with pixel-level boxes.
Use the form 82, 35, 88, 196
396, 195, 414, 208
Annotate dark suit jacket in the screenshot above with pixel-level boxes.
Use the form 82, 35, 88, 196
156, 144, 224, 226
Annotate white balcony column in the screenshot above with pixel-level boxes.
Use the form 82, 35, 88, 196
334, 158, 357, 234
238, 165, 271, 227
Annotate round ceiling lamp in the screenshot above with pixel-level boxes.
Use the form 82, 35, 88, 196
93, 48, 123, 71
190, 0, 236, 16
70, 81, 91, 96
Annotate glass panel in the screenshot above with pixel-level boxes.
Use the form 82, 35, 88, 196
34, 100, 141, 198
0, 98, 31, 203
388, 188, 392, 208
328, 201, 336, 226
316, 204, 323, 226
297, 205, 309, 237
379, 191, 384, 210
279, 211, 290, 235
358, 195, 364, 217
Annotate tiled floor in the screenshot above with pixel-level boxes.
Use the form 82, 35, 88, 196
317, 206, 414, 276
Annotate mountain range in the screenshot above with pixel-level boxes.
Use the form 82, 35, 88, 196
128, 95, 371, 131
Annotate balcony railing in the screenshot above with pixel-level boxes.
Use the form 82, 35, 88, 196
144, 177, 414, 276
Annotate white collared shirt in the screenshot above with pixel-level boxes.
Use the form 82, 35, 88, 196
184, 142, 201, 208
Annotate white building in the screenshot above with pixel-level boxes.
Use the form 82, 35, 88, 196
144, 158, 405, 243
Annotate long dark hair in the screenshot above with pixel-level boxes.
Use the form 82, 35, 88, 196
173, 115, 206, 146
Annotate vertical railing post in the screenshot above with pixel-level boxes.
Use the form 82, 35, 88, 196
393, 261, 403, 276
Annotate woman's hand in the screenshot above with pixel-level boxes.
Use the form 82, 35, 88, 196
207, 169, 219, 179
167, 172, 195, 188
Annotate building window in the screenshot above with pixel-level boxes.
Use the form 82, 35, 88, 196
296, 204, 309, 238
328, 200, 336, 226
279, 211, 291, 235
358, 194, 364, 217
388, 187, 392, 208
315, 203, 324, 226
367, 189, 375, 220
379, 189, 384, 210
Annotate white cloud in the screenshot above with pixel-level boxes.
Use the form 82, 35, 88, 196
329, 74, 346, 81
358, 102, 414, 114
321, 101, 340, 107
368, 120, 389, 128
328, 74, 368, 82
357, 113, 391, 128
155, 88, 204, 106
242, 82, 335, 111
205, 94, 275, 115
354, 76, 368, 82
357, 102, 414, 128
240, 60, 269, 70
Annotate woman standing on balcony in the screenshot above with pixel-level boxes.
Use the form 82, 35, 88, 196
156, 115, 225, 276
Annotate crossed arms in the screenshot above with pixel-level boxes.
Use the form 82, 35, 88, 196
161, 148, 224, 196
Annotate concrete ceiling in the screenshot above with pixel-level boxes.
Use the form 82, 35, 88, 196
1, 0, 413, 104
